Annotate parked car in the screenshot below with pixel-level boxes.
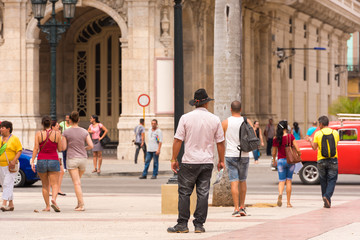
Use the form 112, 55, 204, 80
14, 148, 39, 187
297, 120, 360, 184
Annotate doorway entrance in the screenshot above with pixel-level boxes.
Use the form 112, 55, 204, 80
74, 16, 122, 140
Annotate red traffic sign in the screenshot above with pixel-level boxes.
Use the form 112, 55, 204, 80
138, 94, 150, 107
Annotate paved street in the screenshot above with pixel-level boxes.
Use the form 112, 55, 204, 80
3, 157, 360, 240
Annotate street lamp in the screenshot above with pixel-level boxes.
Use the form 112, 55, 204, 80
31, 0, 78, 120
167, 0, 184, 184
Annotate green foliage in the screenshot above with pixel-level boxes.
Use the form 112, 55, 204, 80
329, 97, 360, 115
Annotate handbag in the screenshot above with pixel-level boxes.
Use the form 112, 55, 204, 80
285, 134, 302, 164
100, 129, 111, 146
6, 152, 19, 173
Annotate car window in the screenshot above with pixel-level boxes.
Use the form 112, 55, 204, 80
338, 129, 358, 141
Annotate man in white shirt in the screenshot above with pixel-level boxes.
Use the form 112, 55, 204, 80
139, 119, 162, 179
167, 89, 225, 234
222, 101, 254, 217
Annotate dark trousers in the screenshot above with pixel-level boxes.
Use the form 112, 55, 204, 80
177, 163, 213, 227
317, 158, 338, 203
266, 138, 273, 156
134, 143, 146, 164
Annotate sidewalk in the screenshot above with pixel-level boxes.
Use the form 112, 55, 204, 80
1, 192, 359, 240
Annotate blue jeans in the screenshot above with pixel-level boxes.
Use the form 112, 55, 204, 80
142, 152, 159, 177
37, 160, 60, 173
252, 149, 260, 161
277, 158, 295, 181
225, 157, 249, 182
317, 158, 338, 203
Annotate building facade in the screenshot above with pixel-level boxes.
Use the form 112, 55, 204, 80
0, 0, 359, 161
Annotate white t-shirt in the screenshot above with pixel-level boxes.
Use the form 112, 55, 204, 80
225, 116, 249, 158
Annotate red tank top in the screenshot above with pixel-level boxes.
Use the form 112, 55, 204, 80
37, 130, 59, 161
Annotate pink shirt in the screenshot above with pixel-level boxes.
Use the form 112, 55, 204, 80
174, 108, 225, 164
89, 123, 103, 139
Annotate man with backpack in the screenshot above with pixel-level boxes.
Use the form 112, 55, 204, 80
221, 101, 258, 217
308, 115, 339, 208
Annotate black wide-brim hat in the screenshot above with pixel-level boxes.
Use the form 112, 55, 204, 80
189, 88, 214, 106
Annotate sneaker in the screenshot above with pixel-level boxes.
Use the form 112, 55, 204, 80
232, 210, 241, 217
139, 176, 147, 179
323, 197, 331, 208
151, 176, 157, 179
194, 225, 205, 233
167, 224, 189, 233
239, 208, 247, 216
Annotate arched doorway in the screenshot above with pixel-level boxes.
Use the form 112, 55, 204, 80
37, 9, 122, 140
73, 15, 122, 139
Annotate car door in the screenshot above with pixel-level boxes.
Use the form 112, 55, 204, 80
337, 127, 360, 174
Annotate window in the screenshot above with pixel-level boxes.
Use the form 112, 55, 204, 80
339, 129, 358, 141
304, 66, 306, 81
328, 72, 330, 85
304, 24, 307, 38
316, 69, 319, 83
289, 63, 292, 79
316, 28, 319, 42
289, 18, 292, 33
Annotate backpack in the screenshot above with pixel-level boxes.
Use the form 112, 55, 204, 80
320, 130, 336, 158
237, 117, 260, 158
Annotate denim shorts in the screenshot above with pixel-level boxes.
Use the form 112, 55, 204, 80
225, 157, 249, 182
277, 158, 295, 181
37, 160, 60, 173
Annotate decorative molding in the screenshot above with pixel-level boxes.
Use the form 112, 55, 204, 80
98, 0, 128, 23
159, 0, 171, 55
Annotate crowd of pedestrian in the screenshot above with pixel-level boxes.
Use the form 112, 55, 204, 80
0, 88, 338, 235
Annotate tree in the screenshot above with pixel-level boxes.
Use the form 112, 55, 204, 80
329, 97, 360, 115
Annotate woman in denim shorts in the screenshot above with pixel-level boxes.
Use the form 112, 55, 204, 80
272, 120, 301, 208
31, 116, 63, 212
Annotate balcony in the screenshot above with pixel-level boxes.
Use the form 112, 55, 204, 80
267, 0, 360, 33
348, 65, 360, 78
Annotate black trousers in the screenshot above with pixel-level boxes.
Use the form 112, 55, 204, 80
134, 143, 146, 163
177, 163, 213, 227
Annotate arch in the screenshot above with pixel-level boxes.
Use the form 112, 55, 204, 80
26, 0, 127, 41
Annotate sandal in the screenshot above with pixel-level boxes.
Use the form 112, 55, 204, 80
1, 205, 10, 212
58, 192, 66, 196
51, 200, 61, 212
75, 205, 85, 211
92, 168, 97, 173
277, 195, 282, 207
287, 204, 293, 208
97, 169, 101, 175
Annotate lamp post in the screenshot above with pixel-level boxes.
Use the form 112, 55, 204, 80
31, 0, 78, 120
167, 0, 184, 184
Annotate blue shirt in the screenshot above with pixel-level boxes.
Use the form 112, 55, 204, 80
293, 129, 301, 140
306, 127, 317, 137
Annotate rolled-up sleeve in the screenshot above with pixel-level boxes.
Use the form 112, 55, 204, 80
174, 116, 185, 141
214, 120, 225, 143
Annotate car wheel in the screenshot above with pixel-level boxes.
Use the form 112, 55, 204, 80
14, 170, 26, 187
299, 162, 320, 185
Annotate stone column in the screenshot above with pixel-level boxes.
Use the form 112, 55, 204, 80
0, 0, 41, 148
212, 0, 242, 206
213, 0, 241, 121
117, 0, 174, 161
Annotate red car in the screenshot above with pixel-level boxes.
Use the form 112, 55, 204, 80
297, 121, 360, 184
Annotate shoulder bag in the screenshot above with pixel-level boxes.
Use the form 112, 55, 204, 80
285, 134, 302, 164
99, 125, 111, 146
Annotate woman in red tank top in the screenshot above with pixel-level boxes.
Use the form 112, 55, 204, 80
30, 116, 63, 212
